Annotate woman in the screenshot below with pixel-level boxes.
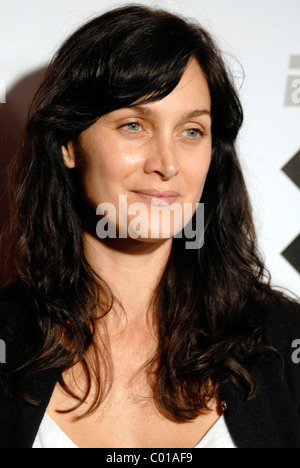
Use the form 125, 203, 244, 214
0, 5, 299, 448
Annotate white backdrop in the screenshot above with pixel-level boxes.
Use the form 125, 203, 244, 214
0, 0, 299, 296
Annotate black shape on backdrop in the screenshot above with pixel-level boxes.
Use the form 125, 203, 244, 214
282, 149, 300, 190
281, 148, 300, 275
281, 234, 300, 275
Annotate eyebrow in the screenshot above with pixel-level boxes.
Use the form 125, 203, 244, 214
182, 109, 211, 121
127, 105, 211, 121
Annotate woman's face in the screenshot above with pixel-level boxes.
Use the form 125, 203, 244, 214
62, 59, 212, 243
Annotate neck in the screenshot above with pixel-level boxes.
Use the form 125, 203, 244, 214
83, 232, 173, 328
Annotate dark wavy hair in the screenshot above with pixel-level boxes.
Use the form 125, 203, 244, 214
0, 4, 278, 421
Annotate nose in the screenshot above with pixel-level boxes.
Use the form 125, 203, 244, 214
143, 133, 180, 180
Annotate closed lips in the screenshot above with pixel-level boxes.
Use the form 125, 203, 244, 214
132, 190, 179, 197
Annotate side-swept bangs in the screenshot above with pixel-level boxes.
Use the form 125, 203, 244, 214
29, 8, 197, 139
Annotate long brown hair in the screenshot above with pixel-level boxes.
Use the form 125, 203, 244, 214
0, 5, 279, 422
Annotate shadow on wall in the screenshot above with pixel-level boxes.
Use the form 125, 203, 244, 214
0, 67, 47, 283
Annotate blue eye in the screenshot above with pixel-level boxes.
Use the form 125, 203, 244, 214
124, 122, 141, 132
183, 129, 203, 138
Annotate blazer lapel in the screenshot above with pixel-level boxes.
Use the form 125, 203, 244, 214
220, 358, 300, 448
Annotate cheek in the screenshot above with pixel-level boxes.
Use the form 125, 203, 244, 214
186, 152, 212, 199
79, 142, 138, 186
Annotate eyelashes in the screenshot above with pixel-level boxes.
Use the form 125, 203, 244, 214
122, 122, 142, 132
182, 128, 204, 138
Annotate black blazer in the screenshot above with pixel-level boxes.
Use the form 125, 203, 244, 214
0, 283, 300, 448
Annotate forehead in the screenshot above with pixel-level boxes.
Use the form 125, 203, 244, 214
175, 59, 210, 95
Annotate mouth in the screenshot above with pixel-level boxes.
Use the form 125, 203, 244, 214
132, 189, 180, 206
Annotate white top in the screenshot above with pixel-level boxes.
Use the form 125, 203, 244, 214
32, 412, 236, 449
194, 414, 236, 448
